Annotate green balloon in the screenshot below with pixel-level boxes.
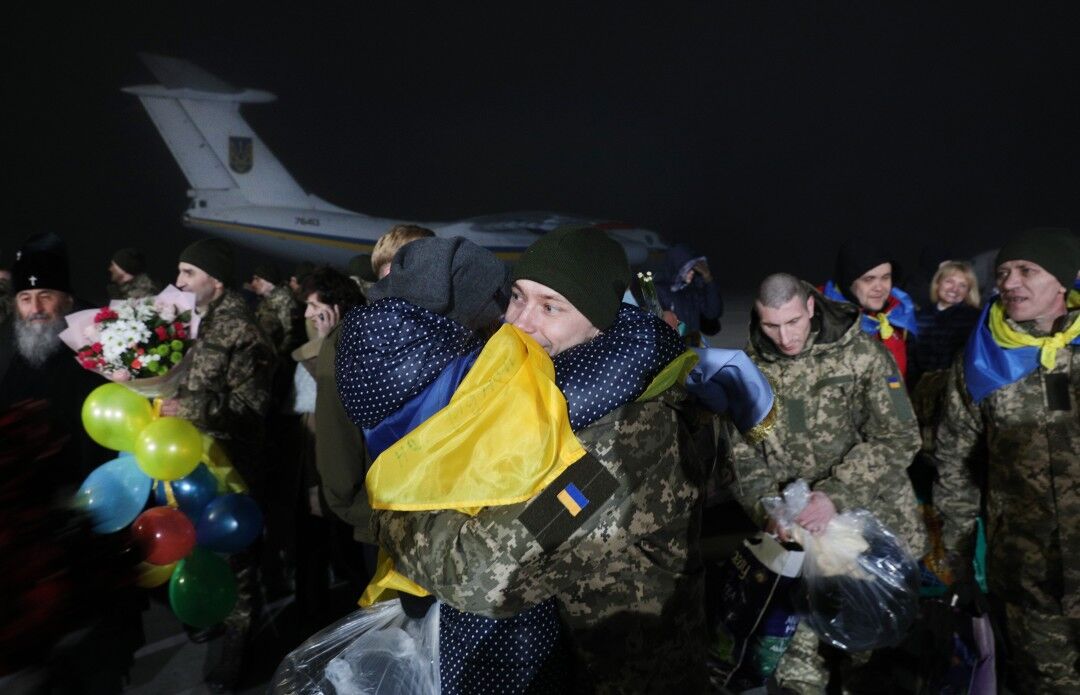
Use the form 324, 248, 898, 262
168, 548, 237, 628
81, 383, 154, 451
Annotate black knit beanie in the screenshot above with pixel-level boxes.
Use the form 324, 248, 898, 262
252, 262, 281, 285
112, 247, 146, 276
835, 238, 892, 302
179, 238, 235, 287
995, 227, 1080, 290
512, 225, 630, 330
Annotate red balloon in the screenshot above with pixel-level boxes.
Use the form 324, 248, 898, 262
132, 506, 196, 565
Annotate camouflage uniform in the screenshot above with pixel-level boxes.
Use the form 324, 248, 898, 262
720, 285, 923, 693
176, 288, 274, 473
255, 284, 303, 357
373, 385, 709, 694
107, 273, 160, 300
933, 303, 1080, 693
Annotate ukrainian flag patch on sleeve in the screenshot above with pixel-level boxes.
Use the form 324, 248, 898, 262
556, 483, 589, 516
887, 375, 902, 389
517, 453, 619, 553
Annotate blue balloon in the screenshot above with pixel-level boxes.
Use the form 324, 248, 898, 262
196, 494, 263, 553
75, 455, 152, 534
154, 463, 220, 521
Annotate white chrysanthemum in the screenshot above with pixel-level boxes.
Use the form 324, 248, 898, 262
134, 300, 156, 321
100, 319, 151, 362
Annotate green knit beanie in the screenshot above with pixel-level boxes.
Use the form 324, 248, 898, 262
180, 238, 235, 287
111, 247, 146, 276
512, 225, 630, 330
995, 227, 1080, 290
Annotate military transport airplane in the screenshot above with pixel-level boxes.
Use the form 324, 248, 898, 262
123, 54, 667, 266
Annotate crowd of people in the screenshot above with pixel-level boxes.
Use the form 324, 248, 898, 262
0, 223, 1077, 694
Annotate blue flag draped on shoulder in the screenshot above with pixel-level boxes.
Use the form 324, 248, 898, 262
964, 288, 1080, 404
822, 281, 919, 337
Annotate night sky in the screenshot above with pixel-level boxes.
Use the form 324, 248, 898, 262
7, 4, 1080, 303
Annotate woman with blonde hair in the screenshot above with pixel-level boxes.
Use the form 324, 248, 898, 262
910, 261, 982, 386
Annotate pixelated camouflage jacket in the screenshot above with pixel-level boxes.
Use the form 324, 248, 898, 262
723, 284, 925, 556
176, 289, 274, 445
372, 385, 710, 694
255, 284, 303, 356
933, 304, 1080, 618
108, 273, 160, 300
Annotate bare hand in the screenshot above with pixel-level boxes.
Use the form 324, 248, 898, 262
158, 398, 180, 417
794, 491, 837, 535
692, 260, 713, 283
313, 305, 341, 338
662, 310, 680, 331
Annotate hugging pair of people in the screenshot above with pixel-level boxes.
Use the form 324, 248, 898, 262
328, 226, 709, 694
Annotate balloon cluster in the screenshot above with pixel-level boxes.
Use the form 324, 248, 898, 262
76, 383, 263, 628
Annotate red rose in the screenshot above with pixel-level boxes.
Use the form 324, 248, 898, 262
131, 359, 142, 369
155, 326, 169, 340
92, 342, 103, 353
93, 308, 118, 323
80, 359, 97, 370
136, 347, 145, 355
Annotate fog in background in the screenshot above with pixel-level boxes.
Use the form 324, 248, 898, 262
7, 4, 1080, 309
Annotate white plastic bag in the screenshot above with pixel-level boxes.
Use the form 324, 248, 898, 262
763, 480, 920, 652
272, 599, 440, 695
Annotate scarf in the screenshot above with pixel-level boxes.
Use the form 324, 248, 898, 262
964, 289, 1080, 403
335, 297, 482, 428
363, 304, 694, 604
822, 281, 919, 339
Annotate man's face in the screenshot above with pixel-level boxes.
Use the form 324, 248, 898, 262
505, 279, 599, 357
850, 262, 893, 313
996, 259, 1067, 325
250, 276, 273, 296
176, 262, 222, 309
16, 288, 71, 323
756, 295, 815, 356
108, 261, 131, 284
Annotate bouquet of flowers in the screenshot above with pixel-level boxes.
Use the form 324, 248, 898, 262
60, 285, 201, 398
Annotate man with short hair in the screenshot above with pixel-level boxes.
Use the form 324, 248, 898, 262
933, 227, 1080, 692
107, 247, 160, 300
823, 240, 919, 378
371, 226, 709, 693
722, 272, 923, 693
159, 237, 274, 693
0, 246, 105, 487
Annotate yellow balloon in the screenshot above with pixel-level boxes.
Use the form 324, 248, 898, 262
81, 384, 154, 451
134, 417, 203, 481
136, 560, 176, 588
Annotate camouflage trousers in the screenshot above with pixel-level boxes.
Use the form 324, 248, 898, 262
773, 623, 876, 695
1002, 602, 1080, 694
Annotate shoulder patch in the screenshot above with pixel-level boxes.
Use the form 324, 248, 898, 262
517, 453, 619, 553
885, 373, 915, 421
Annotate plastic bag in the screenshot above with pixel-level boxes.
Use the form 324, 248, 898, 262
763, 480, 920, 652
271, 599, 440, 695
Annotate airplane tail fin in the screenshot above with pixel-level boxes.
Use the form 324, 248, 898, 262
123, 54, 324, 209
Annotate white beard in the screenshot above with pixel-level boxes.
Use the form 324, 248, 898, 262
15, 316, 67, 367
